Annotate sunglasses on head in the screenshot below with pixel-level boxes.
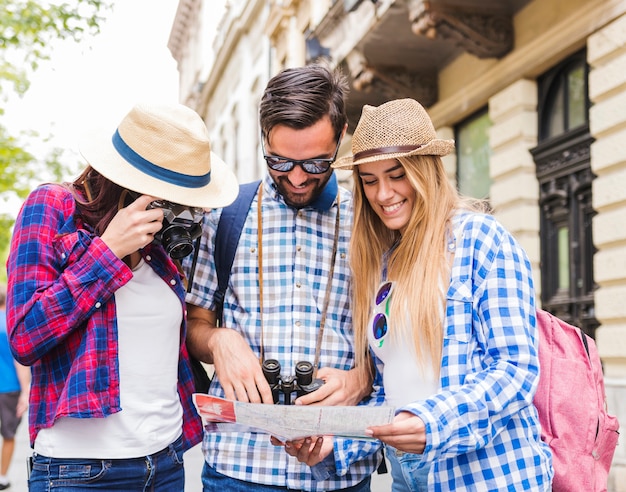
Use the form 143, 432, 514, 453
261, 135, 342, 175
371, 281, 394, 346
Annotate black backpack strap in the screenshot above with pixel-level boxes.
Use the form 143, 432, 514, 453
213, 180, 261, 325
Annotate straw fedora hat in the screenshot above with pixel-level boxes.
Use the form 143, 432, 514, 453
333, 98, 455, 169
79, 102, 239, 209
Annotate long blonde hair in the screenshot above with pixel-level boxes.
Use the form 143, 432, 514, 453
350, 154, 465, 379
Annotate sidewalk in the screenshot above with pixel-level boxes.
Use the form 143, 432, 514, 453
6, 412, 28, 491
9, 418, 391, 491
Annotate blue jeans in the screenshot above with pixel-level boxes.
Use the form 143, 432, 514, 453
201, 462, 371, 491
28, 435, 185, 491
386, 445, 430, 492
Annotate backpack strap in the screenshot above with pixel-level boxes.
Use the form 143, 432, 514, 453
213, 180, 261, 325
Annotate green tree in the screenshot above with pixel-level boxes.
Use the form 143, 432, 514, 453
0, 0, 110, 280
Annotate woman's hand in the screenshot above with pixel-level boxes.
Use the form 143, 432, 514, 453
101, 194, 164, 258
365, 411, 427, 454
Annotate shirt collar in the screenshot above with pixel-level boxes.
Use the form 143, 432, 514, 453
265, 172, 338, 211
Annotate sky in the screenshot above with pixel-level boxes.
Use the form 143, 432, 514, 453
3, 0, 180, 214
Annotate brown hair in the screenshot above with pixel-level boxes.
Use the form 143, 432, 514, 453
65, 166, 128, 236
259, 64, 348, 141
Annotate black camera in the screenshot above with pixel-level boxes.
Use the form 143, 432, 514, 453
262, 359, 325, 405
147, 200, 203, 259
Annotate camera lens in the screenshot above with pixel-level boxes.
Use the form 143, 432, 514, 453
262, 359, 281, 385
161, 227, 194, 259
295, 361, 314, 386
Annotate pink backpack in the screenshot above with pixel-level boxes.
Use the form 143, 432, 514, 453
534, 309, 620, 492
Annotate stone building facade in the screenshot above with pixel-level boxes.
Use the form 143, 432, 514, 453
169, 0, 626, 488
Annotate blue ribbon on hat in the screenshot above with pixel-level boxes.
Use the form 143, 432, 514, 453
112, 130, 211, 188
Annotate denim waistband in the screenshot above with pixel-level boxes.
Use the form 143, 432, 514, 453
34, 434, 183, 462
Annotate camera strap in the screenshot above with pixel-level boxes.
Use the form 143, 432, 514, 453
185, 236, 202, 294
257, 184, 341, 378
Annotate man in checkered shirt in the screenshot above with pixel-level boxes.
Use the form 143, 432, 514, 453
186, 65, 384, 491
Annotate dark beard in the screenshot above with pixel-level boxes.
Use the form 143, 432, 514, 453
273, 172, 332, 209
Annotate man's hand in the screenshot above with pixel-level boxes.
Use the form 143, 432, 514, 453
186, 304, 274, 404
294, 365, 372, 406
365, 411, 426, 454
211, 329, 274, 403
270, 435, 333, 466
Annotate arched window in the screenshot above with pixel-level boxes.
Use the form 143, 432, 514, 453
530, 49, 597, 337
541, 57, 588, 139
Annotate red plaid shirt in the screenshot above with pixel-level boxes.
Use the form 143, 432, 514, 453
6, 184, 202, 450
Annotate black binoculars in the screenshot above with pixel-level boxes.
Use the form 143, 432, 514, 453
262, 359, 324, 405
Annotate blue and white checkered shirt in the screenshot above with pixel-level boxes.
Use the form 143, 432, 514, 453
373, 212, 553, 491
187, 173, 382, 490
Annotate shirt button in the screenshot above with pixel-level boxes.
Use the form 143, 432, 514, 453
296, 282, 301, 288
295, 321, 301, 327
296, 246, 301, 252
340, 253, 346, 259
95, 302, 102, 309
170, 279, 176, 286
61, 252, 67, 259
145, 255, 152, 261
250, 247, 256, 253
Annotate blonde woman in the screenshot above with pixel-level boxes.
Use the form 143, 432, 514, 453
286, 99, 553, 491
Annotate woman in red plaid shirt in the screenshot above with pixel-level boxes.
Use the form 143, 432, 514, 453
6, 102, 237, 491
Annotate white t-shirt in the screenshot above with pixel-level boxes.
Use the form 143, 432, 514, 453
35, 259, 183, 458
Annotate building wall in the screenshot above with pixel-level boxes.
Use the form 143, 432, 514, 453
171, 0, 271, 183
488, 80, 540, 279
588, 14, 626, 490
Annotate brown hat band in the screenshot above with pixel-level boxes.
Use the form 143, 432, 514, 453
353, 145, 423, 161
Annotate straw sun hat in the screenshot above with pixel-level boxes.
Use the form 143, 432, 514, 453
333, 98, 455, 169
79, 102, 239, 209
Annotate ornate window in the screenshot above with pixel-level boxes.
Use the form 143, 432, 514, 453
530, 50, 597, 337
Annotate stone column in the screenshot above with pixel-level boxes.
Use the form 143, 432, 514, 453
488, 79, 541, 291
588, 13, 626, 488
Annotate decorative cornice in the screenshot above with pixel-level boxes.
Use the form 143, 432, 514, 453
167, 0, 200, 62
536, 141, 591, 180
532, 127, 594, 180
408, 1, 513, 59
352, 65, 438, 107
265, 3, 296, 39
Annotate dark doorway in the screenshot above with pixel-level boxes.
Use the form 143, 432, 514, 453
530, 50, 597, 337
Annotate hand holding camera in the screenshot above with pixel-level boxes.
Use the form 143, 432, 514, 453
262, 359, 325, 405
102, 193, 204, 260
102, 194, 164, 259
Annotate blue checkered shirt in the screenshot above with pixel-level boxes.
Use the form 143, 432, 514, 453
187, 174, 382, 490
372, 212, 553, 491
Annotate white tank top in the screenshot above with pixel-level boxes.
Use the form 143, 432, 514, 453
35, 259, 184, 458
367, 291, 437, 408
